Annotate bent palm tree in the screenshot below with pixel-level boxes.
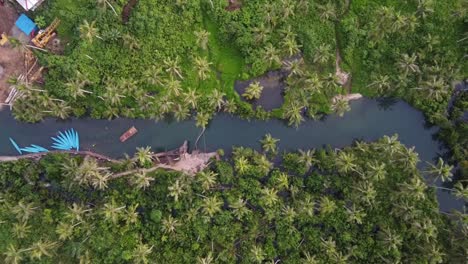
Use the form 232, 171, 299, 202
134, 146, 153, 167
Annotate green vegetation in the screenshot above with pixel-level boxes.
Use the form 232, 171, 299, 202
1, 136, 467, 263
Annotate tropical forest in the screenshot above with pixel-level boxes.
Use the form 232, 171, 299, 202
0, 0, 466, 263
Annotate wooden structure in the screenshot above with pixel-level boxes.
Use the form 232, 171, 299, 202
32, 18, 60, 48
119, 126, 138, 142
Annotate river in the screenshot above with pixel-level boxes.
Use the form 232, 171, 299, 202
0, 98, 464, 211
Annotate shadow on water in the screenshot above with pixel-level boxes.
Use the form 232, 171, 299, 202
0, 98, 464, 211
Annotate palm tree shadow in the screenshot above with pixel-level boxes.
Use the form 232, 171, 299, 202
376, 97, 398, 111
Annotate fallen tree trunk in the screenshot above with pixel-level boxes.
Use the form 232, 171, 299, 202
0, 150, 118, 162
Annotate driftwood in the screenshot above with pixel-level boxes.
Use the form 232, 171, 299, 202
0, 140, 217, 176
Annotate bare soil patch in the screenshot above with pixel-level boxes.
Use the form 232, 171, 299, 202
226, 0, 241, 11
0, 46, 25, 103
0, 3, 19, 35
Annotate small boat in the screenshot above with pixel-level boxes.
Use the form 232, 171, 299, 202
120, 126, 138, 142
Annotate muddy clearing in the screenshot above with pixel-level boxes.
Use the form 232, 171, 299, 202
0, 4, 24, 104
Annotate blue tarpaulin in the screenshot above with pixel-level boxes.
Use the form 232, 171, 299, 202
15, 14, 38, 36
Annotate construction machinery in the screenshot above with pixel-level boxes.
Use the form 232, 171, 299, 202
0, 33, 8, 46
31, 18, 60, 48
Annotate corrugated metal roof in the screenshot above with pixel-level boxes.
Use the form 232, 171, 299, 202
15, 0, 43, 11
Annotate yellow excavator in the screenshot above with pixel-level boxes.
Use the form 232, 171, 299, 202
32, 18, 60, 48
0, 32, 8, 46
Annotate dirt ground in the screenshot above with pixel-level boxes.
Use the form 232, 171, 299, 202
0, 3, 19, 34
0, 3, 24, 104
0, 46, 24, 103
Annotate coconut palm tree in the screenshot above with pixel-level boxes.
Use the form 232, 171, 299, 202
252, 24, 271, 44
132, 241, 153, 264
210, 90, 225, 110
367, 161, 387, 181
282, 0, 295, 18
196, 112, 210, 128
144, 65, 164, 86
398, 146, 420, 169
165, 77, 182, 97
397, 53, 420, 75
65, 203, 91, 223
197, 170, 218, 192
302, 252, 319, 264
122, 33, 139, 50
184, 88, 199, 109
102, 200, 125, 224
159, 97, 174, 114
261, 188, 279, 207
168, 180, 186, 202
223, 99, 237, 113
400, 177, 427, 201
379, 227, 402, 251
134, 146, 154, 167
284, 58, 304, 77
12, 201, 38, 223
65, 74, 92, 99
417, 0, 434, 19
317, 2, 337, 21
194, 30, 210, 50
281, 36, 301, 56
313, 44, 332, 64
101, 83, 125, 106
197, 252, 214, 264
368, 75, 392, 94
250, 245, 266, 263
354, 182, 377, 205
243, 81, 264, 100
163, 57, 183, 79
331, 98, 350, 117
55, 221, 75, 241
452, 182, 468, 200
174, 103, 189, 121
425, 157, 453, 183
256, 154, 273, 174
335, 151, 357, 173
4, 244, 25, 264
262, 43, 281, 67
345, 204, 366, 224
162, 215, 181, 234
202, 196, 223, 217
304, 72, 323, 93
260, 133, 279, 153
30, 239, 58, 260
123, 204, 139, 225
235, 156, 249, 174
298, 149, 316, 170
102, 106, 120, 120
283, 102, 304, 127
12, 222, 31, 239
79, 20, 99, 43
319, 196, 336, 215
229, 198, 249, 220
131, 172, 154, 190
194, 56, 212, 81
50, 101, 72, 120
415, 76, 450, 101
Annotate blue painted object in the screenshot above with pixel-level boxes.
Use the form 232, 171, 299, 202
9, 138, 22, 154
50, 129, 80, 151
15, 14, 38, 36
